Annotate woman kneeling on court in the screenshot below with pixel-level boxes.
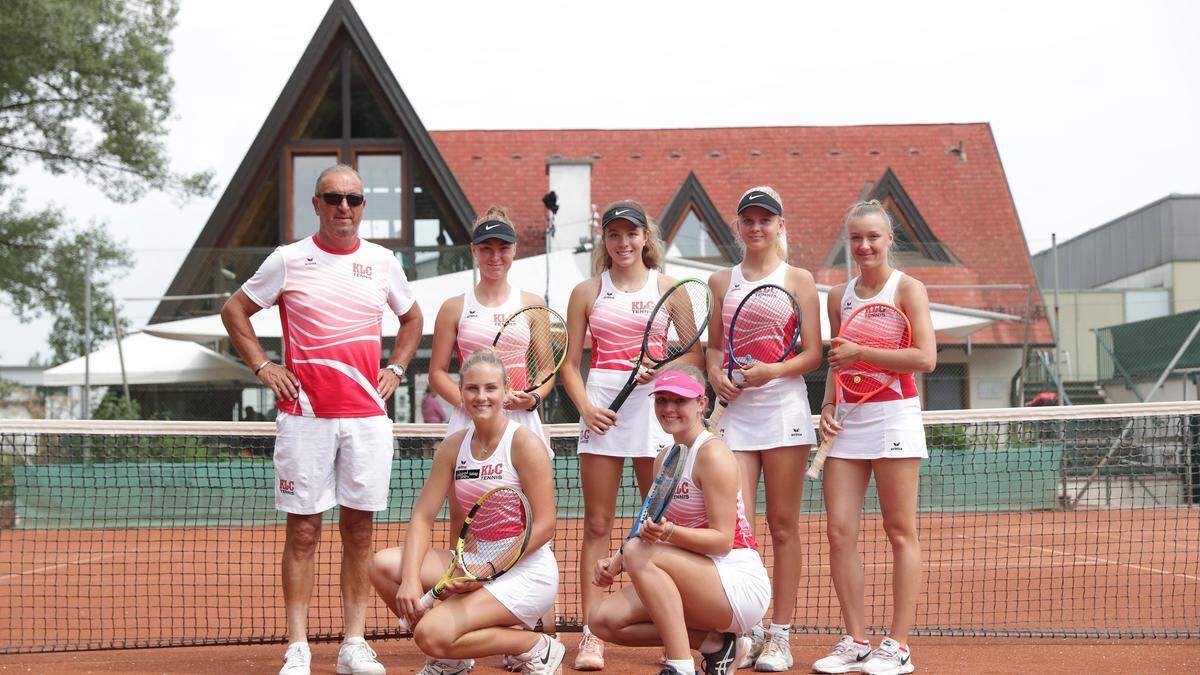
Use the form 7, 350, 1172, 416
590, 365, 770, 675
371, 349, 563, 674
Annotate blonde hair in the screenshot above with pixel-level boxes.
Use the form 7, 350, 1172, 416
736, 185, 788, 261
474, 205, 514, 229
843, 199, 896, 267
460, 348, 508, 388
592, 199, 665, 275
655, 363, 713, 430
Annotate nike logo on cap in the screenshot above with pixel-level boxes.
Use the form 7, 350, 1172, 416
614, 208, 629, 216
484, 223, 501, 230
660, 375, 675, 381
747, 194, 763, 200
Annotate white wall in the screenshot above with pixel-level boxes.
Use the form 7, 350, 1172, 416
927, 346, 1023, 408
547, 162, 593, 253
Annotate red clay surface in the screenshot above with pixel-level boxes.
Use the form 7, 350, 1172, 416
0, 635, 1196, 674
2, 509, 1198, 653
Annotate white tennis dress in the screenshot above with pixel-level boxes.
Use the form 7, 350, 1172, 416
577, 270, 672, 458
444, 286, 550, 453
828, 271, 928, 460
453, 420, 558, 628
715, 262, 817, 450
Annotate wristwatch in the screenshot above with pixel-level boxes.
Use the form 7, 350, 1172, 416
386, 363, 406, 379
527, 391, 543, 411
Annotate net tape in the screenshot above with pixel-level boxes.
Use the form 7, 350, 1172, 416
1, 401, 1198, 653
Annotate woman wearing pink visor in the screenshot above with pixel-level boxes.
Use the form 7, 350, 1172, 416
588, 365, 770, 675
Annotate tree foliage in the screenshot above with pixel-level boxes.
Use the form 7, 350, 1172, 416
0, 0, 213, 364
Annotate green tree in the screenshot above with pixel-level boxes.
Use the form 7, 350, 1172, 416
0, 0, 214, 363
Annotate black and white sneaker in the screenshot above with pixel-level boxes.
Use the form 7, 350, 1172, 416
701, 632, 751, 675
860, 637, 913, 675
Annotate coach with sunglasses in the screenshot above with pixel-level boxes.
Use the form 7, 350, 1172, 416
222, 164, 423, 675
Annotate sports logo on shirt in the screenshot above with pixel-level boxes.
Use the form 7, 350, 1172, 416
493, 313, 506, 326
352, 263, 373, 280
455, 468, 481, 480
603, 291, 615, 299
278, 478, 296, 495
479, 464, 504, 480
731, 283, 741, 291
304, 257, 317, 267
673, 482, 691, 500
466, 309, 478, 318
630, 300, 655, 314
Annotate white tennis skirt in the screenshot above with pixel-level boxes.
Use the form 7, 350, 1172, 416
828, 397, 928, 460
711, 547, 771, 634
446, 406, 552, 458
577, 369, 671, 458
483, 543, 559, 629
716, 375, 817, 451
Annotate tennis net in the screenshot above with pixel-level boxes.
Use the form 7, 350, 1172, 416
1, 402, 1198, 653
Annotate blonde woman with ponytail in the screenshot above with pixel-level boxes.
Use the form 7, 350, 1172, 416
812, 200, 935, 675
705, 186, 823, 671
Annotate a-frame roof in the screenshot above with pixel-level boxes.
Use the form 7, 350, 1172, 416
152, 0, 474, 323
659, 171, 739, 262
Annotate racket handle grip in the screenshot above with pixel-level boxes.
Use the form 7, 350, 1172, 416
608, 375, 639, 413
806, 439, 833, 480
397, 590, 437, 632
706, 401, 728, 428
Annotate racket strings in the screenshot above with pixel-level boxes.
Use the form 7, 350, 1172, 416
730, 293, 799, 364
459, 489, 530, 577
837, 304, 912, 397
493, 308, 567, 391
646, 281, 711, 362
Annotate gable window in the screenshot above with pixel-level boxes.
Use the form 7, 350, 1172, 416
668, 209, 725, 263
358, 153, 403, 240
291, 153, 339, 240
659, 172, 740, 264
828, 168, 958, 268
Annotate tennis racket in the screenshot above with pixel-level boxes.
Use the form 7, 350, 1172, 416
608, 278, 713, 413
397, 486, 532, 631
492, 305, 568, 393
708, 283, 802, 427
806, 302, 912, 480
606, 442, 689, 571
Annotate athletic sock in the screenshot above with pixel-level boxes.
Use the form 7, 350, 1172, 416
581, 625, 592, 636
768, 623, 791, 635
666, 658, 694, 674
516, 634, 548, 662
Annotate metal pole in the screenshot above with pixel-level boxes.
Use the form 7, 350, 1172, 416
544, 211, 555, 306
83, 245, 92, 420
1144, 317, 1200, 403
110, 297, 130, 402
1052, 233, 1066, 405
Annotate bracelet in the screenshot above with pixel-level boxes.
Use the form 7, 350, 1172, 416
662, 522, 676, 543
527, 391, 543, 411
821, 402, 835, 410
254, 360, 272, 375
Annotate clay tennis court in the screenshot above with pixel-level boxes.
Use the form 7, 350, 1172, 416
2, 509, 1197, 671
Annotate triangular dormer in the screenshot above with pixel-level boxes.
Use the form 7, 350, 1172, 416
152, 0, 475, 323
659, 172, 740, 265
826, 167, 957, 267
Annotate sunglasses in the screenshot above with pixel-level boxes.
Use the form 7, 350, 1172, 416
319, 192, 365, 207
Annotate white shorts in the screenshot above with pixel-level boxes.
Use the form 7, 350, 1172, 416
711, 548, 771, 633
483, 544, 559, 629
577, 369, 671, 458
828, 397, 928, 460
273, 412, 394, 514
446, 406, 553, 458
717, 375, 817, 451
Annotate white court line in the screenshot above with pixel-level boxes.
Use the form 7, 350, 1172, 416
0, 552, 120, 582
955, 534, 1200, 582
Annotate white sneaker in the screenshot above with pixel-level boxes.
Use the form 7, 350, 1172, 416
417, 658, 474, 674
812, 636, 872, 674
753, 629, 793, 672
337, 638, 385, 674
860, 638, 913, 675
574, 632, 605, 670
738, 626, 766, 669
279, 642, 312, 675
516, 635, 566, 674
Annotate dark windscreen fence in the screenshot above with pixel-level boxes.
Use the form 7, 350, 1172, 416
1, 403, 1198, 653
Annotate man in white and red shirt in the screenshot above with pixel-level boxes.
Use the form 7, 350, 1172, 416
222, 164, 423, 675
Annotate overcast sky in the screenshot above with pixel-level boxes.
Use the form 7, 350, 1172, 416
3, 0, 1197, 364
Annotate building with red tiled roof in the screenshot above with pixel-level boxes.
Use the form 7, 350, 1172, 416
153, 0, 1051, 412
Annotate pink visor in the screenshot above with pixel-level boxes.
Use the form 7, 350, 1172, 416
649, 370, 705, 398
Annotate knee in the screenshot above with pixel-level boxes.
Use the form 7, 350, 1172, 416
339, 513, 374, 553
583, 514, 614, 540
882, 521, 919, 550
621, 538, 654, 577
413, 618, 454, 658
286, 521, 322, 558
369, 549, 399, 590
825, 521, 858, 553
588, 603, 620, 643
766, 513, 800, 546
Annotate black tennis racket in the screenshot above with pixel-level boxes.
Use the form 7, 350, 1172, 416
492, 305, 568, 393
398, 486, 532, 631
708, 283, 802, 426
608, 278, 713, 413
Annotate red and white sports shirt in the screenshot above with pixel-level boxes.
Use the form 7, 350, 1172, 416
242, 235, 415, 418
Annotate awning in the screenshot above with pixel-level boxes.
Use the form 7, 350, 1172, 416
144, 251, 1017, 342
41, 332, 258, 386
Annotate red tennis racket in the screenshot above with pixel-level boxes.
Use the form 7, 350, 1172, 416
806, 302, 912, 480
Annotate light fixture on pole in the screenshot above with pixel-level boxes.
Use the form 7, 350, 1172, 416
542, 191, 559, 306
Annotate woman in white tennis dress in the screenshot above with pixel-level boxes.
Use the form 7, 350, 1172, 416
705, 186, 822, 671
812, 200, 936, 675
370, 350, 563, 674
589, 364, 770, 675
428, 206, 552, 451
558, 200, 705, 670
